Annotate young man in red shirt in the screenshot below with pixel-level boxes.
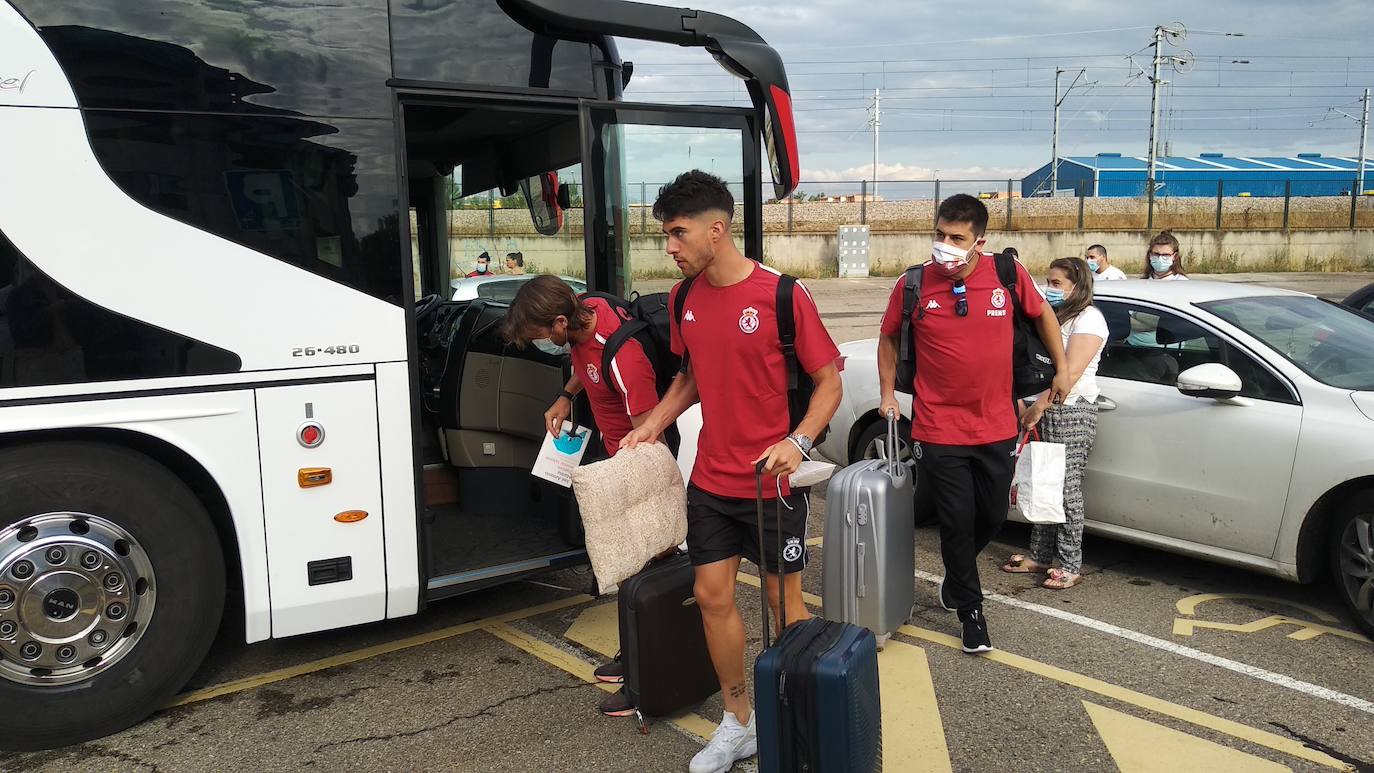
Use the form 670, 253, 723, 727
877, 194, 1071, 654
622, 171, 841, 773
502, 274, 660, 716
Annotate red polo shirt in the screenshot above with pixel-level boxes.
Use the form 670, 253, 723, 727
572, 297, 659, 456
670, 263, 839, 499
879, 254, 1044, 446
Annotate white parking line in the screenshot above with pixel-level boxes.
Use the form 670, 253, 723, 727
914, 570, 1374, 717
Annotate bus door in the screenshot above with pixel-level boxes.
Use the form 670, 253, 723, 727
578, 104, 762, 297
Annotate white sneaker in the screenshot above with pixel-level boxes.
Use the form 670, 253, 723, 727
689, 711, 758, 773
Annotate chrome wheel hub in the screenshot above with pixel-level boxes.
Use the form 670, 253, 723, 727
0, 513, 156, 686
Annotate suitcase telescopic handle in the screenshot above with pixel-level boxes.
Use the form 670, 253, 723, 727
754, 460, 787, 648
886, 412, 900, 478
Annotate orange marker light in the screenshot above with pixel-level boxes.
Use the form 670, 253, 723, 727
298, 468, 333, 488
334, 510, 368, 523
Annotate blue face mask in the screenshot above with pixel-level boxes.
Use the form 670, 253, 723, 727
1086, 258, 1100, 273
1150, 255, 1175, 275
1044, 287, 1066, 307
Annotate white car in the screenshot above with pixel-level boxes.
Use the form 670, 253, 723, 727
819, 280, 1374, 637
449, 273, 587, 303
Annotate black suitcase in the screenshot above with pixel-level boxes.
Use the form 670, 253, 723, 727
618, 552, 720, 721
752, 464, 882, 773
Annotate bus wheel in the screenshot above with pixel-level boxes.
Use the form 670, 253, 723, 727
0, 442, 225, 751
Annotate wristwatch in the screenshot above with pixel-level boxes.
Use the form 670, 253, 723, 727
788, 433, 813, 455
556, 390, 575, 403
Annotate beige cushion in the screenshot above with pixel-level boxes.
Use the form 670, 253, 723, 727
572, 443, 687, 593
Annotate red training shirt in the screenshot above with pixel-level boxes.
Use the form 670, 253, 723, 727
572, 297, 660, 456
670, 263, 840, 499
879, 254, 1044, 446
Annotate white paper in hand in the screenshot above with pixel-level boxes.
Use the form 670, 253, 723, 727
531, 422, 591, 488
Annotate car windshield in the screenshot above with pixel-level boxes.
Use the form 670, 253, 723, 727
1200, 295, 1374, 390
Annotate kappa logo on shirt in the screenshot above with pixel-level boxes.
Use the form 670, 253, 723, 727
585, 363, 601, 384
925, 299, 942, 311
738, 306, 760, 334
683, 310, 696, 322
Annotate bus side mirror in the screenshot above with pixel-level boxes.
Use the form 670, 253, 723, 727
521, 171, 565, 236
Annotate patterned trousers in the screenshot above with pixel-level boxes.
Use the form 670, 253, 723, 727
1029, 401, 1098, 575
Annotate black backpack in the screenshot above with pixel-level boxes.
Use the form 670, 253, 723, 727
895, 251, 1055, 401
582, 291, 682, 452
671, 272, 827, 443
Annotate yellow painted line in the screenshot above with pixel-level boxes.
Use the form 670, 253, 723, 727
878, 640, 953, 773
805, 536, 825, 546
1084, 701, 1291, 773
564, 601, 621, 659
485, 621, 713, 742
896, 624, 1353, 771
1174, 614, 1372, 644
167, 593, 593, 708
1176, 593, 1339, 622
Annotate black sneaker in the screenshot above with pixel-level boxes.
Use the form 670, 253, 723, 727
594, 654, 624, 684
959, 608, 993, 654
598, 687, 636, 717
937, 578, 955, 612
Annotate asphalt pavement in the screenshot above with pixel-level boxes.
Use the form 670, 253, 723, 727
3, 272, 1372, 773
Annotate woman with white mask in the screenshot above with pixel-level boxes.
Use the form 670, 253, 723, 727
1141, 232, 1189, 280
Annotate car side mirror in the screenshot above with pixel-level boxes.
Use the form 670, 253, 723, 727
1177, 363, 1242, 401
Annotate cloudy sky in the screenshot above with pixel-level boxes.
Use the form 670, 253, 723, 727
615, 0, 1373, 192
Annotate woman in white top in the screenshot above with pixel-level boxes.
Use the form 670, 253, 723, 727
1002, 257, 1107, 589
1141, 231, 1189, 280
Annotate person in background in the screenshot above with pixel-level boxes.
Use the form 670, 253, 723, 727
877, 194, 1071, 655
1142, 232, 1188, 280
505, 252, 526, 275
1003, 257, 1107, 589
465, 251, 492, 278
1086, 244, 1127, 280
501, 274, 660, 718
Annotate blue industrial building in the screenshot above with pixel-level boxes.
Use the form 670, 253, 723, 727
1021, 153, 1373, 198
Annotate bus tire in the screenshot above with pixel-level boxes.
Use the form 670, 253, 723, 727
0, 441, 225, 751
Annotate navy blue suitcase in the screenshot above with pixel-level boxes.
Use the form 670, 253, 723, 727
752, 466, 882, 773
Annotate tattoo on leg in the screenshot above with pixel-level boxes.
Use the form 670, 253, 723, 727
728, 682, 747, 699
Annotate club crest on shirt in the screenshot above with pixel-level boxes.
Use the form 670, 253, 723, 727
991, 288, 1007, 309
739, 307, 760, 334
585, 363, 601, 384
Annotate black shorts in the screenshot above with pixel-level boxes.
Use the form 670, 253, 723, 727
686, 485, 810, 575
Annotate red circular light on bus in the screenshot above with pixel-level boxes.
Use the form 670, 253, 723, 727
298, 422, 325, 449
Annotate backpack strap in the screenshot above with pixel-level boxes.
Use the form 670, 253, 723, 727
899, 264, 925, 362
993, 251, 1026, 317
671, 274, 697, 372
600, 319, 647, 398
776, 275, 800, 394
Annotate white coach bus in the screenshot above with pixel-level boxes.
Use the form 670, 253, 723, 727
0, 0, 800, 749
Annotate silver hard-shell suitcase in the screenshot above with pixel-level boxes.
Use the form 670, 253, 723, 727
822, 416, 915, 649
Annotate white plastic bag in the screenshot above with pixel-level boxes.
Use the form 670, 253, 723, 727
1010, 430, 1066, 525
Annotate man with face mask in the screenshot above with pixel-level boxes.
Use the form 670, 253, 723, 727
1085, 244, 1127, 280
876, 194, 1071, 655
502, 274, 661, 718
465, 251, 492, 278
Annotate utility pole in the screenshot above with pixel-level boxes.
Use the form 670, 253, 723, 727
1358, 88, 1370, 197
869, 88, 881, 198
1051, 68, 1089, 197
1146, 25, 1165, 194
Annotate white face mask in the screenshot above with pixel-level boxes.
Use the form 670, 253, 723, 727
532, 338, 569, 356
932, 240, 974, 275
475, 263, 489, 274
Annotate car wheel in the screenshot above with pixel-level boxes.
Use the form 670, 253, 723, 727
853, 417, 914, 468
0, 442, 225, 751
1328, 491, 1374, 640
